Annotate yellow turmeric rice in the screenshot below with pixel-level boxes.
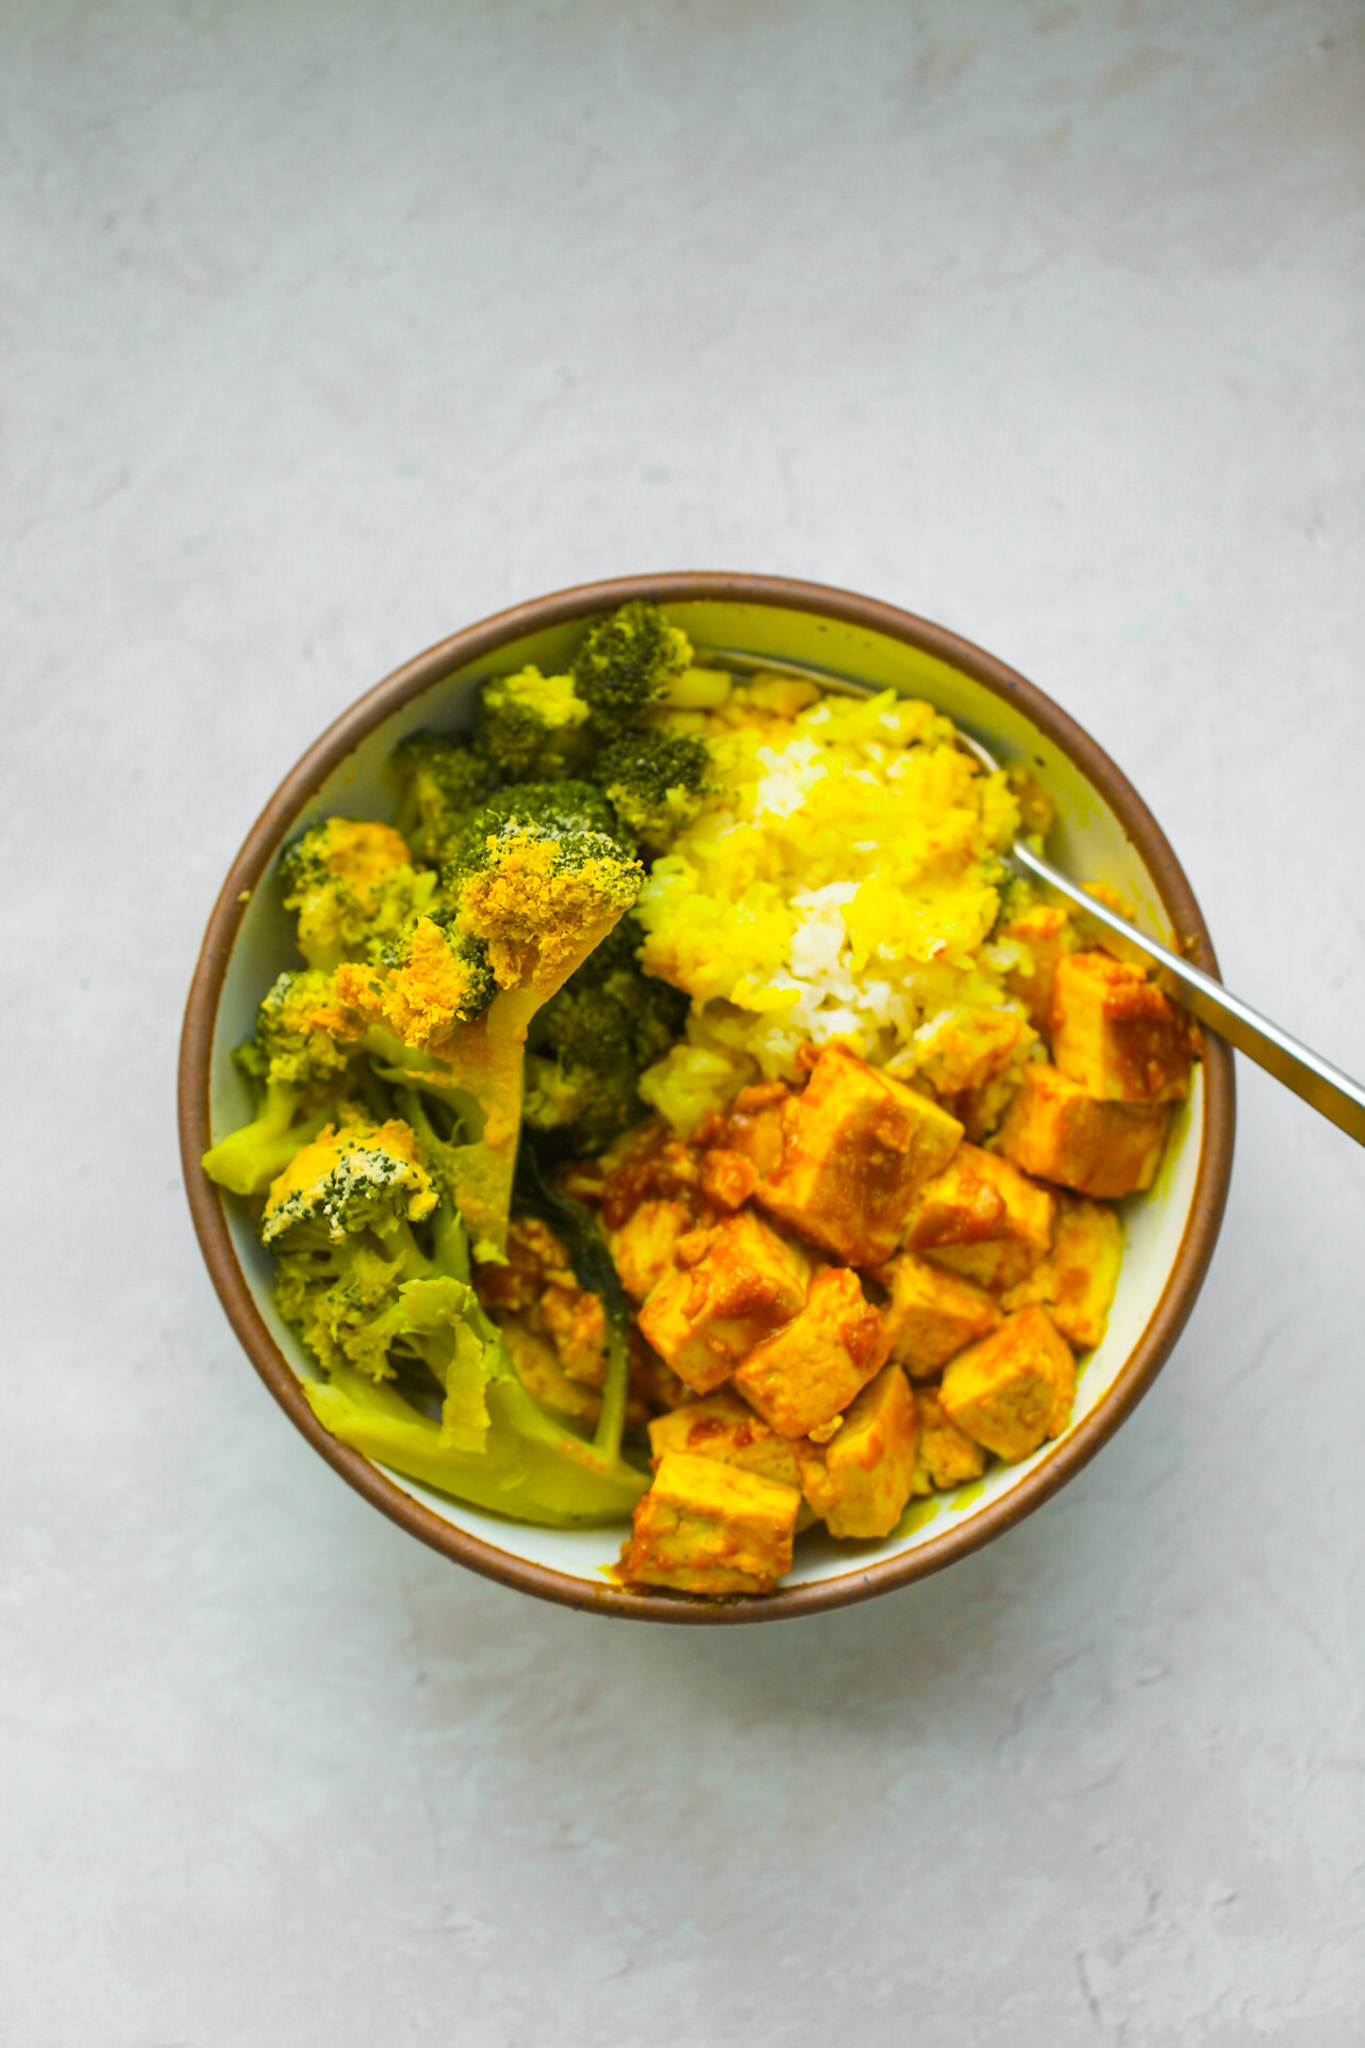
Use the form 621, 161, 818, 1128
633, 672, 1039, 1129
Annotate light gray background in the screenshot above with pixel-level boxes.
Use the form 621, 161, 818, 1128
4, 3, 1364, 2042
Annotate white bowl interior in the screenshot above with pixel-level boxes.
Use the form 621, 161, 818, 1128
211, 600, 1204, 1594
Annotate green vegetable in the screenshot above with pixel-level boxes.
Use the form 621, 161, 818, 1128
202, 969, 360, 1196
525, 917, 688, 1152
441, 780, 622, 870
591, 728, 712, 853
200, 599, 720, 1533
279, 817, 436, 970
259, 1117, 438, 1248
391, 731, 499, 863
473, 665, 591, 781
571, 600, 693, 731
334, 784, 643, 1260
278, 1119, 646, 1524
305, 1368, 647, 1525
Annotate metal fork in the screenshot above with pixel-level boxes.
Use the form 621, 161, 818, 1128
696, 645, 1365, 1146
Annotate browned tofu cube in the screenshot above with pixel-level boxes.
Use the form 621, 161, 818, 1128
622, 1450, 801, 1595
915, 1005, 1032, 1097
999, 1062, 1171, 1198
721, 1081, 791, 1179
733, 1264, 890, 1439
903, 1143, 1055, 1293
755, 1044, 963, 1266
999, 902, 1076, 1030
637, 1209, 810, 1394
539, 1283, 608, 1385
911, 1385, 988, 1494
608, 1198, 691, 1302
939, 1305, 1076, 1462
648, 1389, 805, 1492
701, 1148, 761, 1211
796, 1363, 919, 1538
1002, 1193, 1123, 1351
875, 1250, 1000, 1375
1050, 951, 1192, 1103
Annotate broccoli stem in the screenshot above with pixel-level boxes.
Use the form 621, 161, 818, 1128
201, 1080, 328, 1197
306, 1367, 646, 1525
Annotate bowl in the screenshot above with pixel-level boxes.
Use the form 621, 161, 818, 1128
179, 573, 1235, 1624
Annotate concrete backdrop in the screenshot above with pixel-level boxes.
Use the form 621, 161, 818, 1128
3, 3, 1363, 2042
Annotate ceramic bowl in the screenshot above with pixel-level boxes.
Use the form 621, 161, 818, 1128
179, 573, 1235, 1624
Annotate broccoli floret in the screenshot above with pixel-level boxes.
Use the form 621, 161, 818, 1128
391, 731, 499, 864
280, 817, 436, 970
237, 968, 358, 1093
271, 1165, 495, 1448
473, 665, 591, 780
332, 785, 643, 1259
445, 780, 621, 865
571, 601, 693, 731
260, 1116, 439, 1248
274, 1233, 412, 1380
447, 789, 641, 996
523, 988, 639, 1151
349, 912, 499, 1046
524, 923, 689, 1152
591, 728, 712, 852
203, 969, 365, 1197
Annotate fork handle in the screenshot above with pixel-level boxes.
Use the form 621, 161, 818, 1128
1015, 844, 1365, 1146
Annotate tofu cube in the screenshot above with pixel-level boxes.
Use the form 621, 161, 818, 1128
608, 1198, 691, 1302
701, 1148, 761, 1212
733, 1264, 890, 1439
999, 902, 1075, 1030
903, 1143, 1055, 1293
939, 1305, 1077, 1462
720, 1081, 791, 1180
1002, 1194, 1123, 1351
796, 1363, 919, 1538
622, 1450, 801, 1595
1050, 951, 1192, 1104
915, 1004, 1032, 1097
756, 1044, 963, 1267
648, 1389, 804, 1493
875, 1250, 1000, 1375
637, 1209, 810, 1394
911, 1385, 988, 1494
998, 1062, 1171, 1198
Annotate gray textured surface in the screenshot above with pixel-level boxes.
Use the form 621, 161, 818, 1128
4, 4, 1364, 2042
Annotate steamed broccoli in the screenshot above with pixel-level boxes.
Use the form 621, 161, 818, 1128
591, 728, 712, 852
202, 969, 363, 1197
351, 913, 498, 1047
524, 918, 689, 1152
270, 1112, 646, 1517
445, 780, 621, 864
391, 731, 499, 863
279, 817, 436, 970
441, 785, 638, 993
328, 785, 643, 1259
268, 1131, 491, 1438
571, 600, 692, 731
260, 1117, 438, 1248
473, 665, 591, 780
263, 1112, 493, 1428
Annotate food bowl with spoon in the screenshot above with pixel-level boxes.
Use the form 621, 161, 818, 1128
180, 572, 1246, 1623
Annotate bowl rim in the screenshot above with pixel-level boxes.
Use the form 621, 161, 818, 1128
179, 571, 1236, 1625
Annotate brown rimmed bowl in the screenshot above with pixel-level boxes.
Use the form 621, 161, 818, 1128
180, 573, 1235, 1624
